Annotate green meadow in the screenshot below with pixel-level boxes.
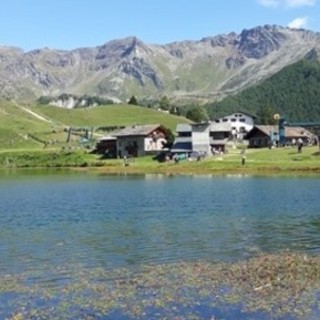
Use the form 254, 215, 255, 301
88, 144, 320, 175
0, 100, 190, 151
1, 143, 319, 175
0, 100, 319, 174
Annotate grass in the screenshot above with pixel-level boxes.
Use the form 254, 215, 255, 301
30, 103, 189, 130
1, 144, 319, 175
88, 145, 320, 176
0, 100, 191, 150
1, 99, 319, 174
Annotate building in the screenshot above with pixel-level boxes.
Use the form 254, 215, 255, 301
171, 122, 231, 155
209, 122, 232, 153
190, 123, 212, 154
95, 135, 117, 158
213, 111, 255, 139
96, 124, 167, 157
171, 122, 211, 155
170, 123, 193, 153
246, 125, 315, 148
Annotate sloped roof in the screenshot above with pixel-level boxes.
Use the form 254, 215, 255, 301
210, 122, 232, 132
98, 135, 117, 141
215, 111, 257, 120
285, 126, 314, 137
113, 124, 163, 137
176, 123, 192, 132
248, 125, 314, 138
253, 125, 278, 136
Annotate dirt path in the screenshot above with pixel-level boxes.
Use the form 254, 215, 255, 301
12, 100, 53, 123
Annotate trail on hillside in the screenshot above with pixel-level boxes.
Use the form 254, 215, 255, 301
12, 100, 53, 123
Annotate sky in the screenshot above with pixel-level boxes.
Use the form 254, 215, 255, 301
0, 0, 319, 51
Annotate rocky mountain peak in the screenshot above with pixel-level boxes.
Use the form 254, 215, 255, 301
238, 25, 288, 59
201, 32, 238, 47
0, 25, 319, 103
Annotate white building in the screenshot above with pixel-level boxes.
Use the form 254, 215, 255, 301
171, 112, 257, 155
213, 111, 255, 139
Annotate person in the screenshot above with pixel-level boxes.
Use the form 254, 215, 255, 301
123, 155, 129, 166
241, 155, 246, 166
297, 138, 303, 153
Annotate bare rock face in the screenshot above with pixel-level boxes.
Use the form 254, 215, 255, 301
0, 25, 320, 104
238, 25, 288, 59
225, 55, 246, 69
305, 48, 319, 61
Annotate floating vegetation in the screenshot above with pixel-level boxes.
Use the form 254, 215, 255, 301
2, 252, 320, 319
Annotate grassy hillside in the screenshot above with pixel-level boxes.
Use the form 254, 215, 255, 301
30, 104, 189, 129
0, 100, 54, 149
0, 100, 191, 150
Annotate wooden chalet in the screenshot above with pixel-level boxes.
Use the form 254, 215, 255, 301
246, 125, 315, 148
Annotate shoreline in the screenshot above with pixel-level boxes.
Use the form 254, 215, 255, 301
0, 146, 320, 177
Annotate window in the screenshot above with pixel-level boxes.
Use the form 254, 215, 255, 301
215, 120, 220, 123
231, 118, 236, 122
239, 118, 246, 122
178, 132, 192, 137
223, 118, 228, 122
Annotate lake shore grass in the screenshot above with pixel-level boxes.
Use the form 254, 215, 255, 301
0, 145, 320, 176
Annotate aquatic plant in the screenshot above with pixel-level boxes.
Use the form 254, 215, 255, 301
2, 252, 320, 319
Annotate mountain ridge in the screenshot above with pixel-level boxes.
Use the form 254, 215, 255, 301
1, 25, 320, 104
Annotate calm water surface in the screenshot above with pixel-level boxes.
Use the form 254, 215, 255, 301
1, 171, 320, 319
0, 171, 320, 274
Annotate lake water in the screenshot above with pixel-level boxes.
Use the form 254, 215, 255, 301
1, 171, 320, 319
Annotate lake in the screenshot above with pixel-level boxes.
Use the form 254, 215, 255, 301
1, 170, 320, 319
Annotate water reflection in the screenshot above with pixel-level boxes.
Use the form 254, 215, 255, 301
1, 172, 320, 319
0, 173, 320, 273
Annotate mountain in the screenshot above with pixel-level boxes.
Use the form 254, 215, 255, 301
1, 25, 320, 104
206, 56, 320, 122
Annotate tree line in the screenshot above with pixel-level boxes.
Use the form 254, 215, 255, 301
205, 58, 320, 124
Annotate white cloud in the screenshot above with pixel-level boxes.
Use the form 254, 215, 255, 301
258, 0, 316, 7
288, 17, 309, 28
285, 0, 316, 7
258, 0, 280, 7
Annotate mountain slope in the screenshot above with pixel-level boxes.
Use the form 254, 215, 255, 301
1, 25, 320, 103
206, 53, 320, 122
0, 100, 190, 150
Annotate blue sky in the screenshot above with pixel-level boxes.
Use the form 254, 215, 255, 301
0, 0, 318, 51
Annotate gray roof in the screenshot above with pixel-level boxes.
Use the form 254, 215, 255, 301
210, 122, 232, 132
176, 122, 232, 133
220, 111, 257, 119
176, 123, 192, 132
253, 125, 314, 138
98, 135, 117, 141
113, 124, 162, 137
